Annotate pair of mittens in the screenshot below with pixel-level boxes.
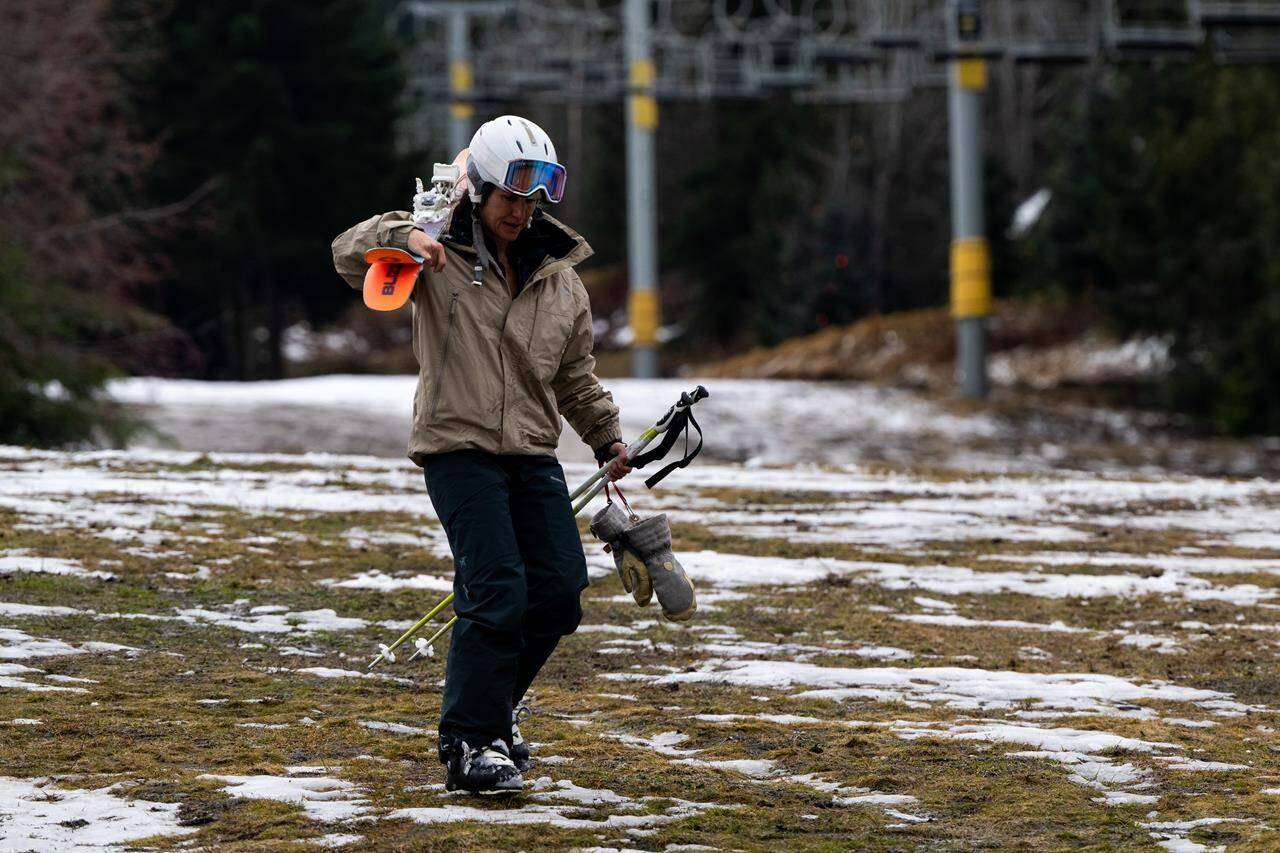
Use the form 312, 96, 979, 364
589, 502, 697, 622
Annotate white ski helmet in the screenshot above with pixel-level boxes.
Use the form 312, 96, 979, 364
466, 115, 566, 204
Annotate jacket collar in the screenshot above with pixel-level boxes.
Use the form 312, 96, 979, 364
442, 198, 593, 290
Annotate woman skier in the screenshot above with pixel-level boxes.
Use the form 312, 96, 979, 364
331, 115, 631, 793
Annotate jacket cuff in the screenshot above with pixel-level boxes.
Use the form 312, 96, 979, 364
592, 436, 623, 465
385, 223, 417, 251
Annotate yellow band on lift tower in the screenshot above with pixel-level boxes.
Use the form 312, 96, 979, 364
630, 58, 656, 87
630, 289, 660, 347
450, 103, 475, 120
955, 57, 987, 91
950, 237, 992, 318
630, 59, 658, 130
631, 95, 658, 130
450, 60, 474, 93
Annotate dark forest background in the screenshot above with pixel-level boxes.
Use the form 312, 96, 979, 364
2, 0, 1278, 445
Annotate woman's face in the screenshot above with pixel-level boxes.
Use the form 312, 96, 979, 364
479, 189, 538, 245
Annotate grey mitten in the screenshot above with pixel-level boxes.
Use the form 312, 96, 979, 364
589, 503, 697, 622
590, 502, 651, 606
623, 514, 696, 622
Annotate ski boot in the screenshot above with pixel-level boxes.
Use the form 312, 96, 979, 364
511, 704, 532, 772
444, 739, 523, 793
590, 502, 697, 622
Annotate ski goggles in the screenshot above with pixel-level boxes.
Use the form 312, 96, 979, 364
502, 159, 566, 203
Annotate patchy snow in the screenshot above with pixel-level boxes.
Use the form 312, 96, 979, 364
1, 409, 1278, 846
176, 606, 370, 635
310, 833, 364, 848
836, 792, 922, 807
0, 460, 435, 523
388, 798, 734, 831
294, 667, 407, 682
983, 551, 1280, 576
1009, 750, 1150, 789
528, 777, 634, 806
1093, 791, 1160, 806
854, 645, 915, 661
625, 661, 1240, 716
606, 731, 699, 757
674, 758, 778, 777
705, 509, 1089, 549
895, 614, 1090, 633
1117, 634, 1183, 654
1152, 757, 1249, 772
0, 551, 116, 581
200, 771, 371, 822
0, 602, 87, 618
360, 720, 427, 735
692, 713, 870, 728
890, 721, 1179, 754
0, 776, 194, 849
0, 629, 135, 666
106, 376, 1006, 468
320, 571, 453, 593
1142, 817, 1246, 853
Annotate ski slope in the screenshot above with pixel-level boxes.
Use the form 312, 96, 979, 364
0, 378, 1277, 849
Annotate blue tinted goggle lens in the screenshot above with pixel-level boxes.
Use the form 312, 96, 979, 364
503, 159, 566, 203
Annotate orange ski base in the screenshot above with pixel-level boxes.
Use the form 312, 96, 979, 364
363, 248, 423, 311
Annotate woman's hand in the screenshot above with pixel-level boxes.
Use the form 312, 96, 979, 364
407, 228, 448, 273
604, 442, 633, 481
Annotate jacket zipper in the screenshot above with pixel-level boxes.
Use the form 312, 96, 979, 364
429, 291, 460, 419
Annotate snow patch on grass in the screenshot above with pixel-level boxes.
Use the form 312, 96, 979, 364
388, 798, 734, 831
176, 606, 369, 634
0, 551, 116, 581
631, 661, 1243, 716
360, 720, 427, 735
895, 613, 1090, 633
0, 629, 136, 666
0, 776, 194, 848
200, 770, 371, 822
320, 571, 453, 593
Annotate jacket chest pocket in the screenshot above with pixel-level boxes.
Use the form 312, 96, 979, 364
527, 306, 575, 380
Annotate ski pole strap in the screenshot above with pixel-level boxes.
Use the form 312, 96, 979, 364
605, 479, 638, 521
628, 406, 704, 489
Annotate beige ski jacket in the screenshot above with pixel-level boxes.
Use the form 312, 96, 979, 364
331, 204, 621, 467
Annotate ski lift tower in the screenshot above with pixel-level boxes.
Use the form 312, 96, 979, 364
946, 0, 993, 399
625, 0, 660, 379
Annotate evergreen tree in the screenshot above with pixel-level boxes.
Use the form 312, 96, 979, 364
1026, 59, 1280, 434
145, 0, 409, 379
667, 99, 817, 351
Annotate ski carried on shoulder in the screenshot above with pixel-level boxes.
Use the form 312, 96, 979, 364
363, 149, 470, 311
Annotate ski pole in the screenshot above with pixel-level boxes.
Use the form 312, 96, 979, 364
407, 615, 458, 662
366, 592, 455, 670
569, 433, 658, 513
567, 430, 656, 502
571, 385, 708, 512
567, 386, 707, 503
372, 384, 710, 663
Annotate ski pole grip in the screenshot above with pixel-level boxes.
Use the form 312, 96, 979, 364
676, 385, 709, 411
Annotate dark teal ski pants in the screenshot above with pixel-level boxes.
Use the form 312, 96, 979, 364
423, 450, 588, 760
